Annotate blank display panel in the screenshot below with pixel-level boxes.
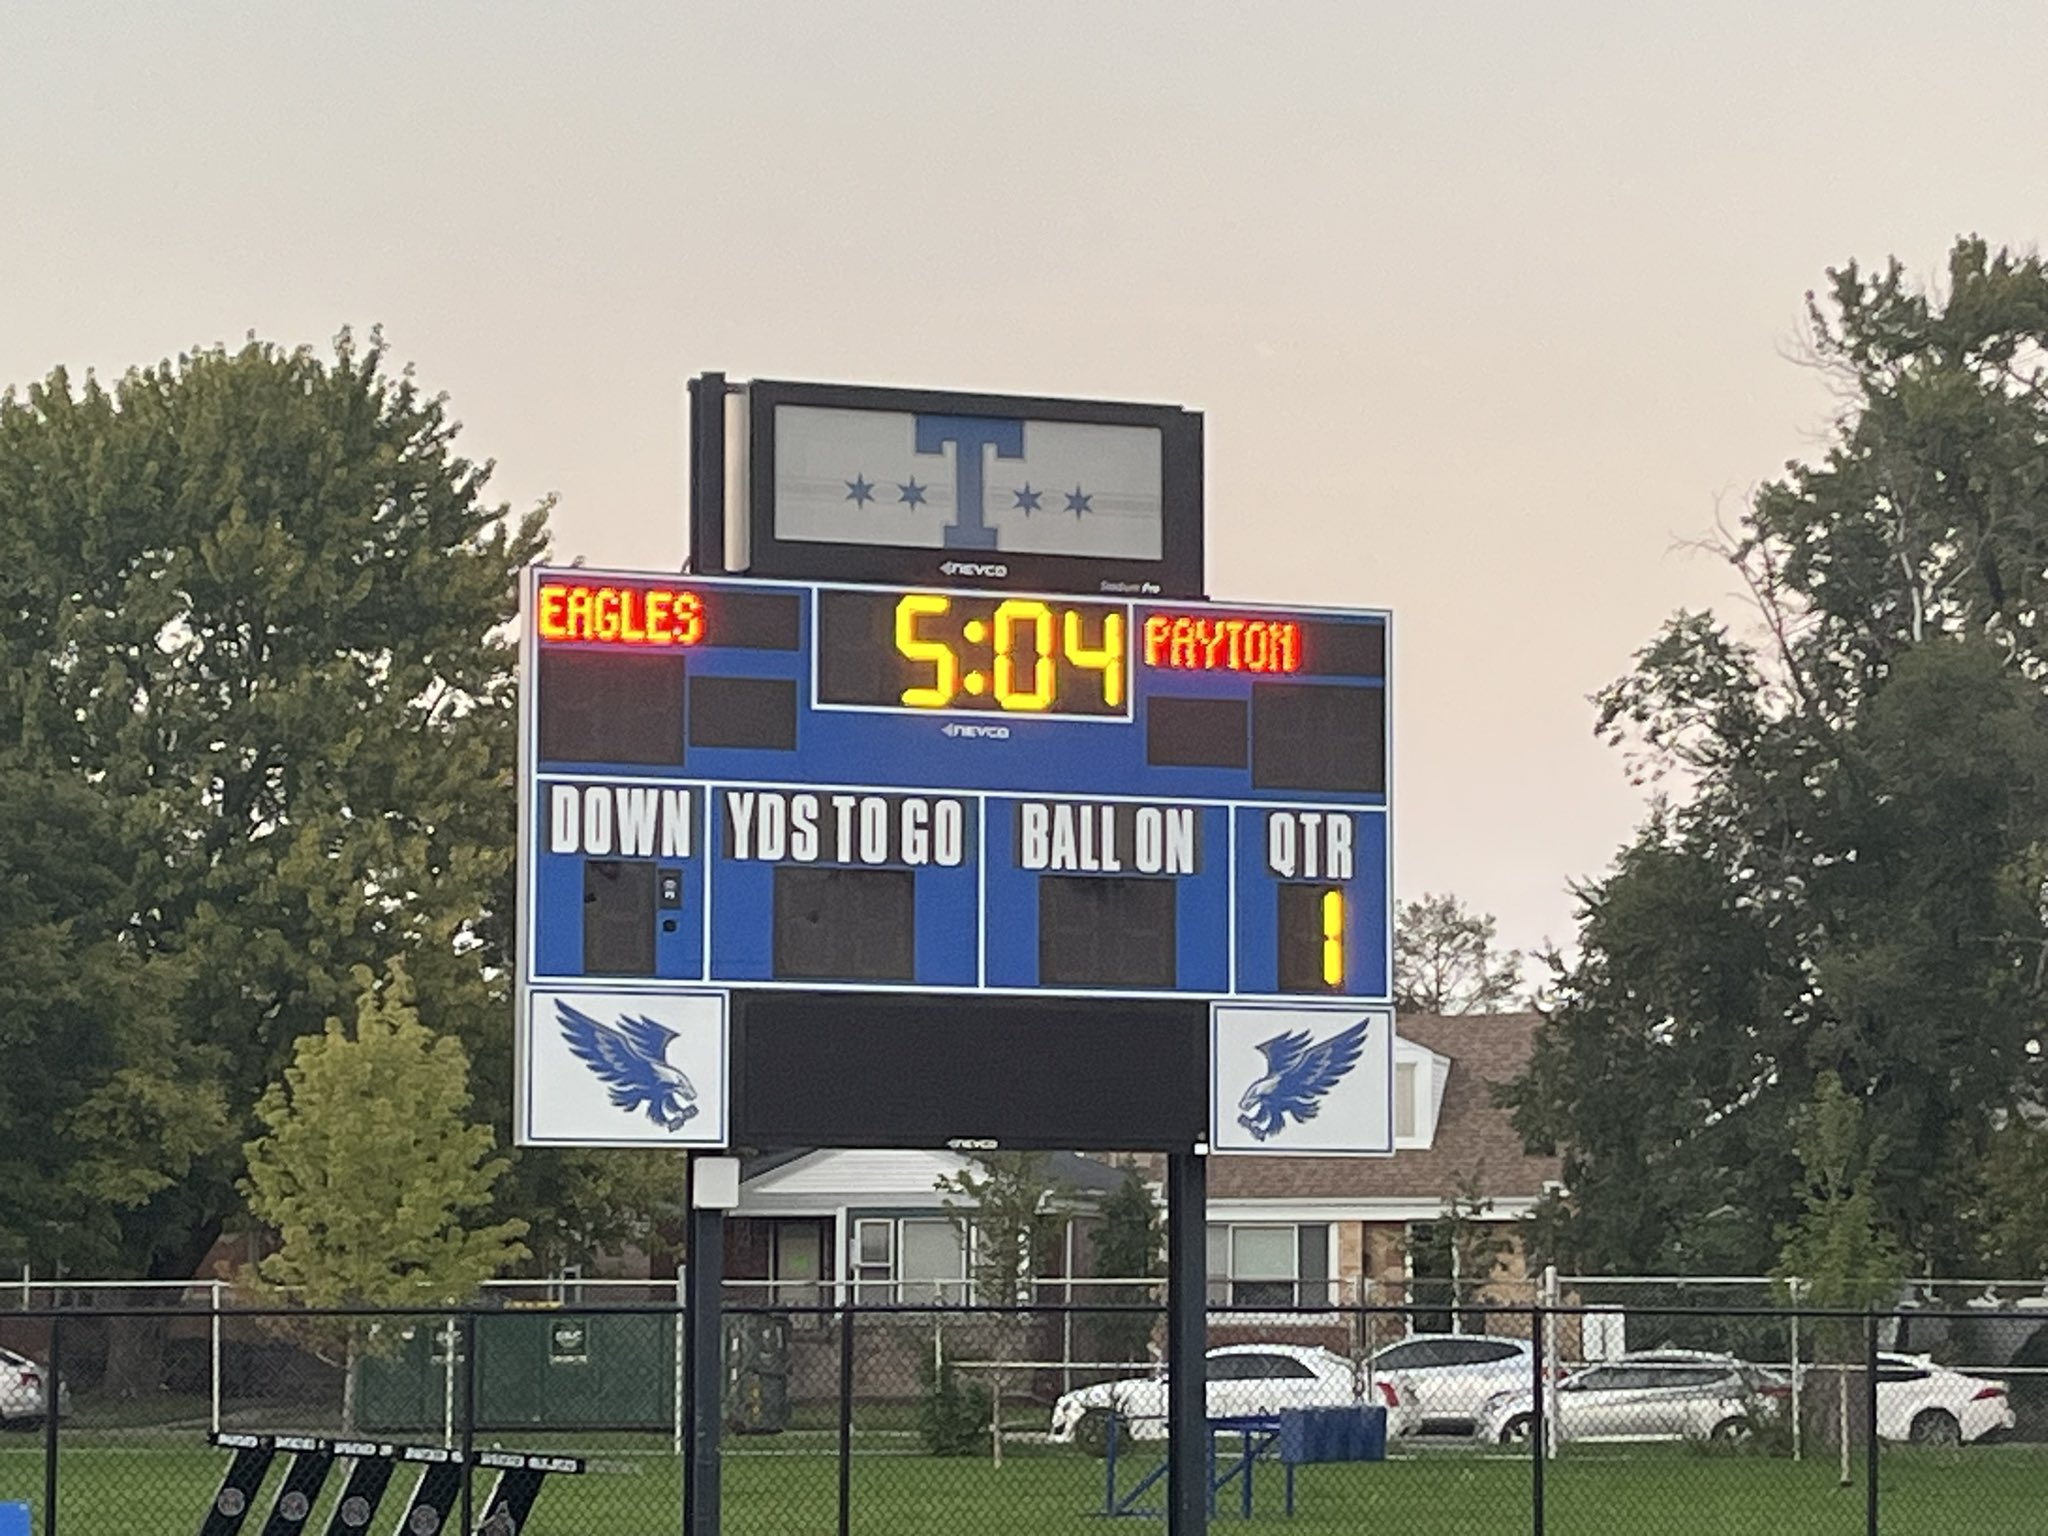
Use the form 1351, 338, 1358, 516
1037, 876, 1177, 988
1146, 695, 1249, 769
583, 860, 656, 975
731, 993, 1210, 1149
773, 866, 916, 981
689, 675, 798, 751
1251, 682, 1384, 793
539, 651, 686, 766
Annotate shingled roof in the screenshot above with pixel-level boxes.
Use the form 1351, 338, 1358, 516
1208, 1012, 1562, 1201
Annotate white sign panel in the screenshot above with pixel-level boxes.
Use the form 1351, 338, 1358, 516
774, 404, 1163, 559
1209, 1002, 1395, 1156
521, 987, 729, 1147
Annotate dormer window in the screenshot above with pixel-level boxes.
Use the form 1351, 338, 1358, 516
1393, 1036, 1450, 1149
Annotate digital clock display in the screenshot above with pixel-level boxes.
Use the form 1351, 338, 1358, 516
815, 589, 1132, 718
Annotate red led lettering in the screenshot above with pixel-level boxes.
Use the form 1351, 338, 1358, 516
536, 583, 706, 647
1138, 612, 1304, 676
1144, 614, 1171, 667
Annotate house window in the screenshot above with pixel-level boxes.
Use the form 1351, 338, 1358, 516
1394, 1061, 1418, 1140
1206, 1224, 1332, 1307
853, 1219, 894, 1304
850, 1217, 973, 1304
899, 1218, 970, 1304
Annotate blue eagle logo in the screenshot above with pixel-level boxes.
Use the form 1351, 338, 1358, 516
1237, 1019, 1372, 1141
557, 1002, 699, 1131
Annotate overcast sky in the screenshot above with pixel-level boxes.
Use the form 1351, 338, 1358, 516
6, 2, 2046, 962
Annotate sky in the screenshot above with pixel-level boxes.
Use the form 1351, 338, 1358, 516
5, 1, 2046, 963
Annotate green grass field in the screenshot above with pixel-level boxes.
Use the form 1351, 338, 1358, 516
2, 1433, 2042, 1534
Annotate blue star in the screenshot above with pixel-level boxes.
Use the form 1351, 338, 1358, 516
897, 478, 929, 507
1064, 485, 1093, 517
1012, 484, 1043, 514
845, 475, 875, 506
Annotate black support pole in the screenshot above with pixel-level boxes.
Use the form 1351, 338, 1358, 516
686, 373, 727, 576
837, 1303, 855, 1536
684, 1160, 725, 1536
1529, 1303, 1545, 1536
42, 1314, 59, 1536
1166, 1150, 1207, 1536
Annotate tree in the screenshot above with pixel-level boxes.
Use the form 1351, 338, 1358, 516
1507, 240, 2048, 1275
1394, 893, 1523, 1014
0, 332, 663, 1282
242, 961, 528, 1428
1773, 1074, 1907, 1477
1087, 1163, 1165, 1364
1408, 1168, 1512, 1331
935, 1153, 1075, 1466
1969, 1114, 2048, 1278
0, 755, 224, 1274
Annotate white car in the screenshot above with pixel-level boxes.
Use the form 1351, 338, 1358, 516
1875, 1352, 2013, 1445
1362, 1333, 1534, 1435
1050, 1344, 1400, 1454
0, 1345, 67, 1427
1475, 1350, 1776, 1445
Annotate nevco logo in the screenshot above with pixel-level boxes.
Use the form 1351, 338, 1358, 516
939, 560, 1008, 578
943, 722, 1011, 741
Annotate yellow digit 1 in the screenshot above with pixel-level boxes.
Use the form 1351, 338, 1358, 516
993, 599, 1056, 711
1063, 608, 1126, 708
1321, 891, 1345, 987
895, 593, 958, 708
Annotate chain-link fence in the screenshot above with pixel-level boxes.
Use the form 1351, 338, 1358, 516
3, 1297, 2046, 1533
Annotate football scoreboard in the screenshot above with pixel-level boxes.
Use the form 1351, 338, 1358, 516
520, 570, 1389, 1002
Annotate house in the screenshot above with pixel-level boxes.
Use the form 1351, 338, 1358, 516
1206, 1012, 1562, 1338
723, 1148, 1137, 1405
723, 1147, 1132, 1309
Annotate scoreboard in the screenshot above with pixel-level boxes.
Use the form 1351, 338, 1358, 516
519, 569, 1390, 1003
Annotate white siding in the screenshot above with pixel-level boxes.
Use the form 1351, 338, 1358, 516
739, 1149, 971, 1215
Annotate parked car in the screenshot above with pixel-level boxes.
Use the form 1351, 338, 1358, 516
0, 1345, 68, 1428
1362, 1333, 1535, 1435
1475, 1350, 1780, 1445
1050, 1343, 1407, 1454
1874, 1352, 2013, 1446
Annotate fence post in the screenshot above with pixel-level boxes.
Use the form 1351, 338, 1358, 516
210, 1280, 223, 1437
1529, 1302, 1544, 1536
1788, 1278, 1802, 1463
460, 1312, 477, 1536
836, 1302, 855, 1536
1864, 1310, 1879, 1536
42, 1313, 60, 1536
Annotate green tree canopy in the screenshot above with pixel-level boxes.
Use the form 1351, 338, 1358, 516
1507, 239, 2048, 1274
0, 332, 669, 1278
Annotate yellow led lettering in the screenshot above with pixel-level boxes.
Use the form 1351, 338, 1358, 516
993, 599, 1056, 711
1064, 608, 1126, 708
1321, 890, 1344, 987
895, 593, 958, 708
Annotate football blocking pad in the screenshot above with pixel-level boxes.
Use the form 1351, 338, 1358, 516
202, 1434, 585, 1536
